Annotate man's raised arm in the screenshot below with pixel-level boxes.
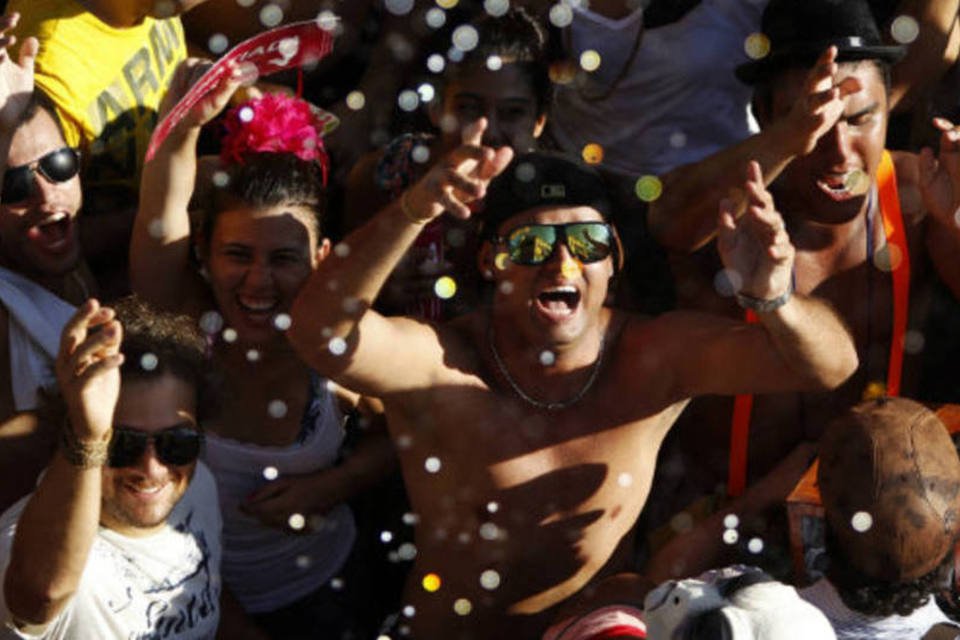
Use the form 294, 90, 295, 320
648, 47, 860, 252
658, 162, 858, 400
3, 301, 122, 629
287, 119, 513, 396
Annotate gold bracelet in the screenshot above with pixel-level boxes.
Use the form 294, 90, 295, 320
59, 419, 111, 469
400, 190, 431, 225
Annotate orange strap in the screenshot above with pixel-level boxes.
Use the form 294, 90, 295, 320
726, 151, 909, 497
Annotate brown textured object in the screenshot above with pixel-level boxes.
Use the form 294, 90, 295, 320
818, 397, 960, 582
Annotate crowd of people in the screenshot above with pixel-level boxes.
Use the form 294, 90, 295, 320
1, 0, 960, 638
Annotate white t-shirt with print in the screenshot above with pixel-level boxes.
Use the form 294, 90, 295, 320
0, 463, 222, 640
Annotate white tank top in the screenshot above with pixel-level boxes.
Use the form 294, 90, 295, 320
550, 0, 766, 177
203, 378, 356, 613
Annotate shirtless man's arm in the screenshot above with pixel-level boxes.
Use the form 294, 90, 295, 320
288, 118, 513, 396
647, 47, 861, 252
653, 162, 859, 400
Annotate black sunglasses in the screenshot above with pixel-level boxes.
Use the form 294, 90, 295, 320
497, 222, 614, 266
1, 147, 81, 204
108, 425, 204, 468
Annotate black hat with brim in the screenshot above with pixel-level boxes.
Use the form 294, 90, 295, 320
735, 0, 907, 86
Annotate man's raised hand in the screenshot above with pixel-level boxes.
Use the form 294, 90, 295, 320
54, 300, 124, 442
718, 161, 795, 302
0, 12, 36, 131
785, 47, 862, 156
403, 117, 514, 222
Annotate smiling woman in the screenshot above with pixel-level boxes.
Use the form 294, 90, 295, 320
130, 61, 398, 638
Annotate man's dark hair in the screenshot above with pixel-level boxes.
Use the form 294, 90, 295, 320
17, 90, 67, 141
825, 523, 954, 617
441, 7, 552, 114
113, 296, 208, 400
205, 152, 326, 245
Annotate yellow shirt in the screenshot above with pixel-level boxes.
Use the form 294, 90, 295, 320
9, 0, 187, 198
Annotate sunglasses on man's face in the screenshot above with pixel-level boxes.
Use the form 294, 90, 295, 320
498, 222, 615, 266
108, 425, 204, 468
1, 147, 81, 205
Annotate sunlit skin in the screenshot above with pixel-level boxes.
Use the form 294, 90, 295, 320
482, 205, 614, 352
99, 374, 198, 537
435, 63, 547, 153
203, 204, 329, 348
0, 108, 82, 281
763, 61, 888, 227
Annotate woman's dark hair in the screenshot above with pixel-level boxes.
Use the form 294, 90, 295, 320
442, 7, 552, 114
203, 152, 326, 246
825, 523, 955, 617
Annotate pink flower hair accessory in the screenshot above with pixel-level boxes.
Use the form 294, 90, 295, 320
220, 92, 338, 184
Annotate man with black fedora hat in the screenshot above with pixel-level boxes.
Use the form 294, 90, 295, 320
802, 397, 960, 638
640, 0, 960, 579
285, 118, 858, 637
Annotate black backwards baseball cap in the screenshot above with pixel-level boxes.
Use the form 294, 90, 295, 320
479, 151, 613, 239
735, 0, 906, 86
479, 151, 622, 271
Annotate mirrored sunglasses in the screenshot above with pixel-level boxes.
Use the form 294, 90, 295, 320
108, 425, 204, 468
1, 147, 81, 204
500, 222, 614, 266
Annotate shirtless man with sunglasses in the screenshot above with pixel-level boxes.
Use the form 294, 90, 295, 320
0, 14, 96, 513
288, 121, 859, 638
0, 297, 222, 639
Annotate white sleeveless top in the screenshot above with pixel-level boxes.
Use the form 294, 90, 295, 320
203, 379, 356, 614
550, 0, 766, 177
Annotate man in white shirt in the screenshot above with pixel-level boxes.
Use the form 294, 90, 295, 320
0, 296, 221, 639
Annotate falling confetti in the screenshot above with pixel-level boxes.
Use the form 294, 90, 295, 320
434, 276, 457, 299
417, 83, 436, 103
891, 15, 919, 44
723, 514, 740, 529
246, 349, 261, 362
328, 337, 348, 356
723, 529, 739, 545
539, 350, 556, 366
267, 399, 288, 419
208, 34, 229, 55
480, 569, 501, 590
425, 7, 446, 28
385, 0, 415, 15
222, 328, 238, 343
453, 598, 473, 615
288, 513, 306, 530
346, 91, 366, 111
549, 3, 573, 27
199, 310, 224, 334
273, 313, 292, 331
747, 537, 764, 554
263, 466, 279, 480
582, 143, 604, 165
422, 573, 442, 592
851, 511, 873, 533
484, 0, 509, 16
427, 54, 446, 73
398, 90, 420, 112
425, 456, 442, 473
744, 33, 771, 60
140, 353, 159, 371
452, 25, 480, 52
579, 50, 601, 72
487, 55, 503, 71
259, 4, 283, 27
634, 175, 663, 202
617, 472, 633, 488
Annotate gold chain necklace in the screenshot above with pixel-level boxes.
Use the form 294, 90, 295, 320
488, 326, 606, 411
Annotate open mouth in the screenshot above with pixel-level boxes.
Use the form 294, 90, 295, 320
816, 170, 869, 202
237, 296, 279, 316
26, 212, 73, 253
535, 285, 581, 321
